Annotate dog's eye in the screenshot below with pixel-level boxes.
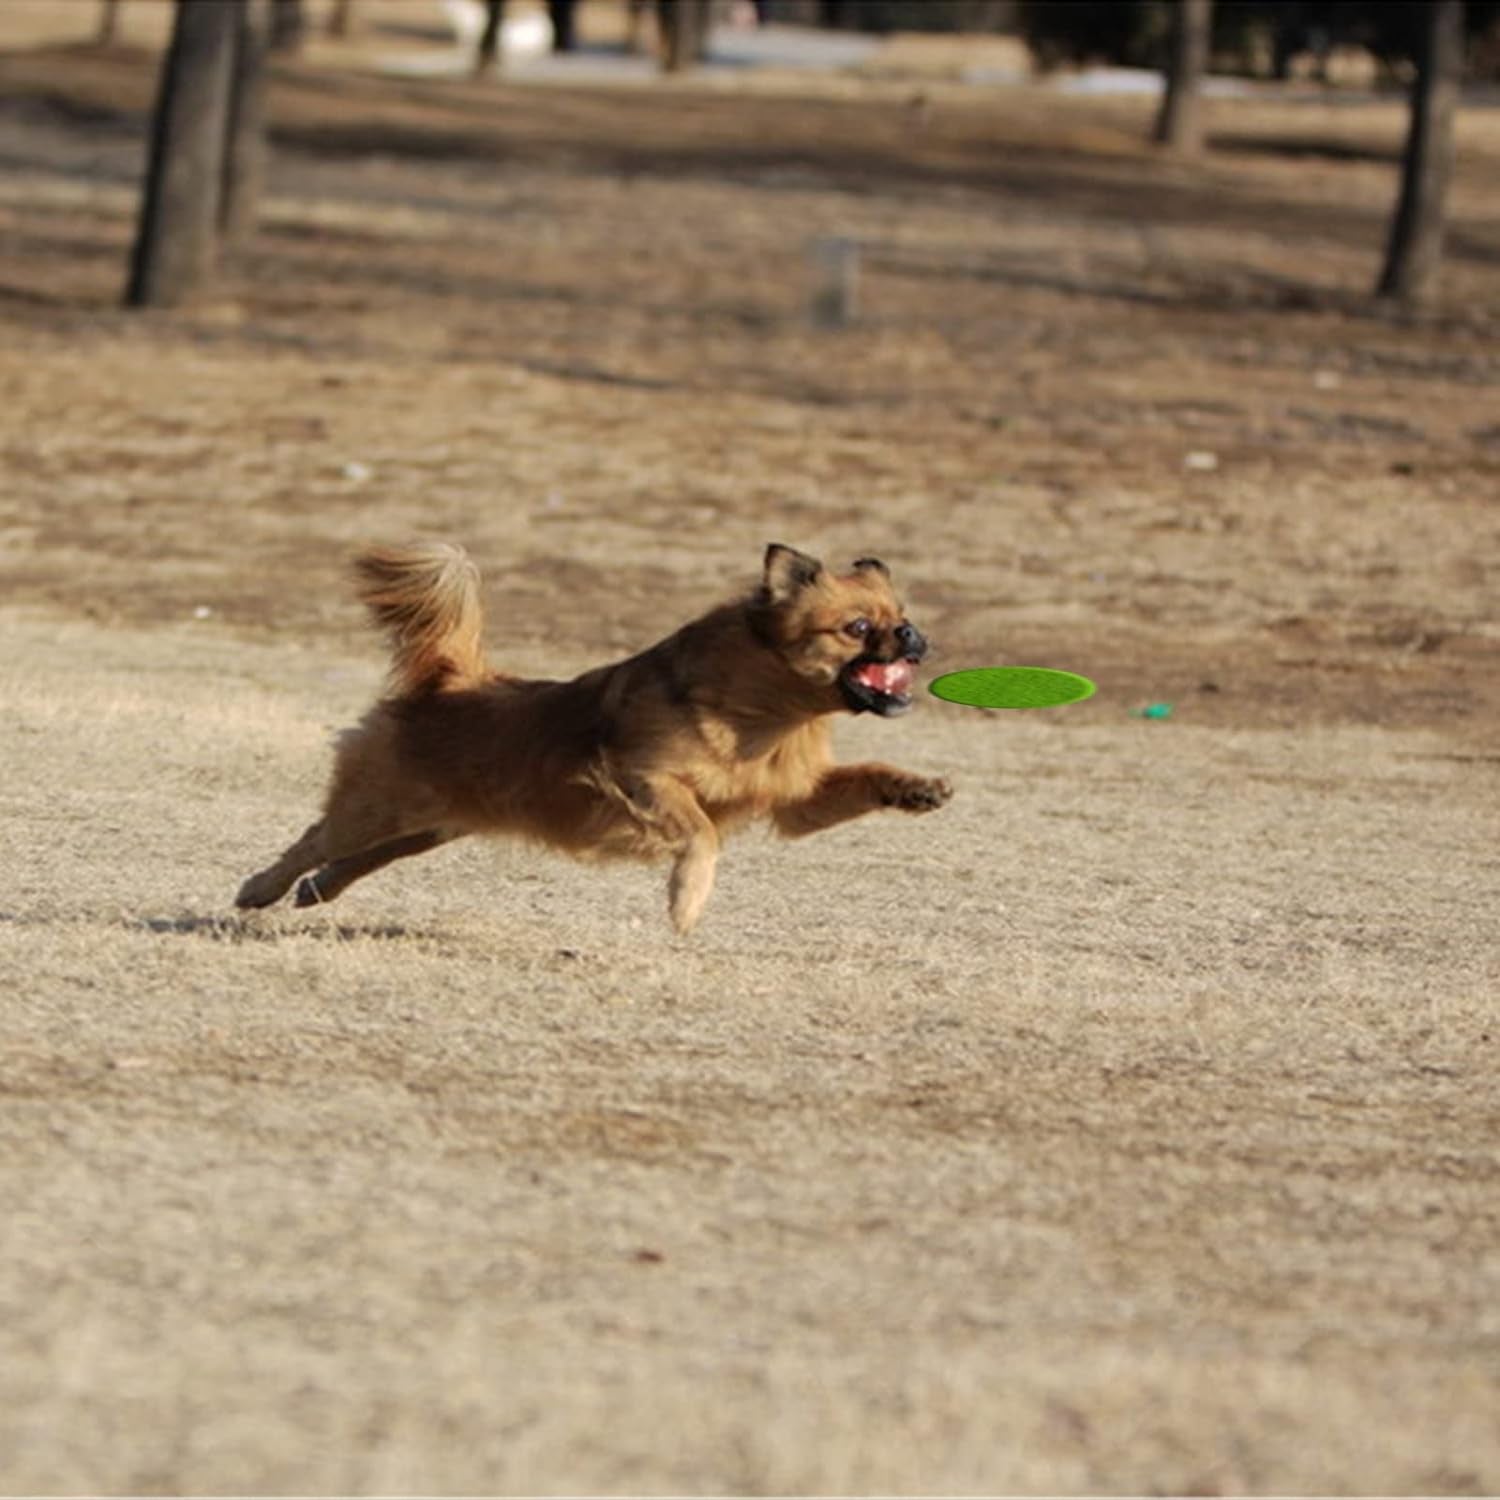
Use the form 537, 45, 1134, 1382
844, 618, 871, 639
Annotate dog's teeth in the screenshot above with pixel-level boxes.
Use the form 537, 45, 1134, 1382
859, 660, 913, 696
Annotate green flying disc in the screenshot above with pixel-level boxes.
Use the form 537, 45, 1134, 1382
929, 667, 1096, 710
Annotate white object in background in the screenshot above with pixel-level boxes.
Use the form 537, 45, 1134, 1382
440, 0, 552, 56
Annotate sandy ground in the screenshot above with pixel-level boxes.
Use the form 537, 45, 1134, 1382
2, 6, 1499, 1494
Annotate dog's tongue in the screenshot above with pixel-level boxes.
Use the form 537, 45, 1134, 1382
855, 660, 914, 697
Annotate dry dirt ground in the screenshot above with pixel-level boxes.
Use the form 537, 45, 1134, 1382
2, 4, 1499, 1494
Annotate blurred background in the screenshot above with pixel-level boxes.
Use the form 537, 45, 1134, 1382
3, 0, 1498, 723
1, 0, 1495, 714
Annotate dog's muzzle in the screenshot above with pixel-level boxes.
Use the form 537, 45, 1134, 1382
839, 627, 927, 717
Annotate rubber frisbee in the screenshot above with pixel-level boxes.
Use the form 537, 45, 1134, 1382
929, 666, 1096, 710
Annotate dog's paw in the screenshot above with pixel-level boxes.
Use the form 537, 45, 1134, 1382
884, 774, 953, 813
235, 871, 284, 909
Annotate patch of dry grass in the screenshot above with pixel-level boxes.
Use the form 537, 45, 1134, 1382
3, 613, 1497, 1494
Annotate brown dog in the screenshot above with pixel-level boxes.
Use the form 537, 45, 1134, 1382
236, 543, 952, 933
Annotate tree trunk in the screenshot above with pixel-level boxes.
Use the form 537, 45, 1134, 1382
1270, 19, 1297, 82
548, 0, 576, 52
625, 0, 647, 53
660, 0, 690, 71
327, 0, 356, 37
1153, 0, 1212, 153
268, 0, 304, 54
660, 0, 709, 72
1376, 0, 1465, 303
475, 0, 505, 73
125, 0, 241, 309
220, 0, 270, 248
97, 0, 123, 46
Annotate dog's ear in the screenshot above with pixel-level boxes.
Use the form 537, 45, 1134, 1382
851, 556, 889, 578
762, 544, 823, 604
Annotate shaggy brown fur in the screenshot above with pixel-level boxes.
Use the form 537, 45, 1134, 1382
236, 542, 952, 933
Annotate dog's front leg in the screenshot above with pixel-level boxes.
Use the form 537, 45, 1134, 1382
627, 775, 720, 934
773, 763, 952, 838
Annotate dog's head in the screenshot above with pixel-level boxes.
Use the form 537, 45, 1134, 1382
749, 543, 929, 717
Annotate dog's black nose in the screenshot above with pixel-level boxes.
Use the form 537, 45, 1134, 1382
895, 622, 926, 659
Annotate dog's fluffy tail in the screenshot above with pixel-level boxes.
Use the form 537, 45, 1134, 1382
353, 542, 486, 696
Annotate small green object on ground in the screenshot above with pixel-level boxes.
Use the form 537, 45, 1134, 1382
928, 666, 1097, 710
1129, 702, 1174, 720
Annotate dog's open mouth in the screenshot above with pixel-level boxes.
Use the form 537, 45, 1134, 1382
840, 657, 918, 716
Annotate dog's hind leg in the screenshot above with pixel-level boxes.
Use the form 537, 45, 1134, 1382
236, 820, 328, 909
294, 829, 456, 907
236, 705, 452, 912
